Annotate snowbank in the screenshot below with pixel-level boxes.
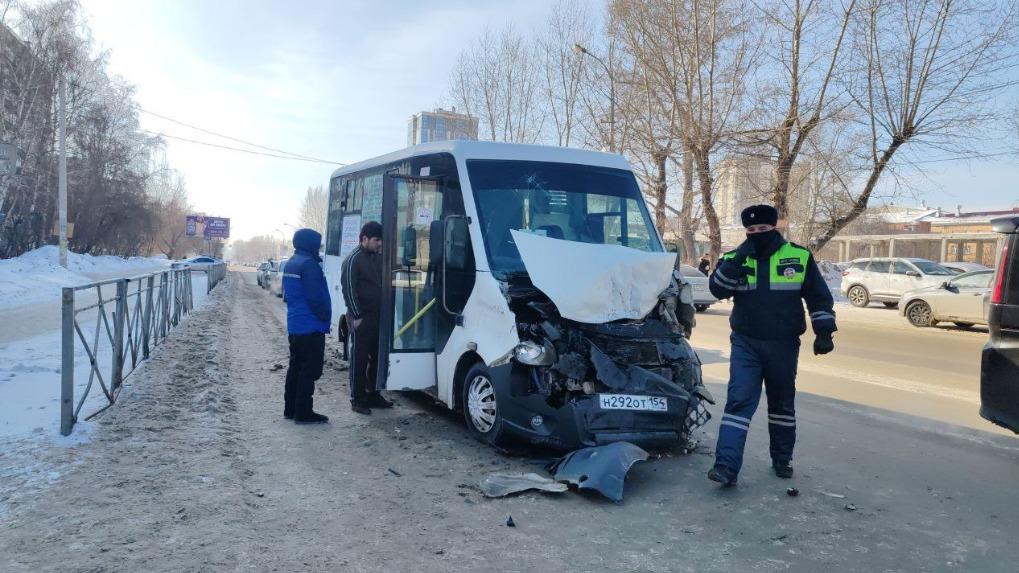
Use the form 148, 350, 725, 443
0, 246, 169, 310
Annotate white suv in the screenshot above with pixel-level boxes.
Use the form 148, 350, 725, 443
840, 257, 955, 308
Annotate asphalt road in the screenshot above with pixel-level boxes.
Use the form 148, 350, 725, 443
691, 301, 1004, 435
4, 272, 1018, 572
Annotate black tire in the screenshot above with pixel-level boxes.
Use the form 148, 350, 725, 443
883, 302, 898, 309
906, 300, 936, 327
461, 364, 508, 447
848, 285, 870, 308
695, 304, 708, 312
953, 322, 974, 329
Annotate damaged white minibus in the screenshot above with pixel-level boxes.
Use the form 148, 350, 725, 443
323, 141, 712, 450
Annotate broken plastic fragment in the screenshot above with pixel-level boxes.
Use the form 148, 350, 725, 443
478, 472, 569, 498
506, 515, 516, 527
548, 441, 650, 503
786, 487, 799, 497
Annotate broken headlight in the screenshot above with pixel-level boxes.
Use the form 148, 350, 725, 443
512, 340, 557, 366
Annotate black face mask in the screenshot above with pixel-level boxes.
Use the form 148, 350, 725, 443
748, 229, 779, 251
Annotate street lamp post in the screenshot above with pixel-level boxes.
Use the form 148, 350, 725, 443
574, 43, 615, 153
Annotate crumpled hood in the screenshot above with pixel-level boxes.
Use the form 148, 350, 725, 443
292, 228, 322, 259
510, 230, 677, 323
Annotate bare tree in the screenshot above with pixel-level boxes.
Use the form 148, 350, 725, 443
447, 26, 545, 143
535, 0, 594, 147
298, 185, 326, 234
746, 0, 856, 223
810, 0, 1018, 251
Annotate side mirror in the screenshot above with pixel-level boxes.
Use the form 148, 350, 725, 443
940, 281, 950, 290
444, 216, 469, 271
906, 270, 921, 278
400, 225, 417, 267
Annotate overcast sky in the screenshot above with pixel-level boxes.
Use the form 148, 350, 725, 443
79, 0, 1019, 242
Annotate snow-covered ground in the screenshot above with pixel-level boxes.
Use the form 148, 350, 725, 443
0, 247, 212, 446
0, 246, 170, 310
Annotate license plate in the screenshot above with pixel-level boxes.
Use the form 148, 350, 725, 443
598, 394, 668, 412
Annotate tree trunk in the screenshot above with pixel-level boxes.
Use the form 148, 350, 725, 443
652, 149, 667, 236
679, 151, 697, 265
693, 149, 722, 264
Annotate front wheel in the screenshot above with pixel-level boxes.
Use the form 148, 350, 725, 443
906, 300, 936, 327
848, 285, 870, 308
462, 364, 508, 447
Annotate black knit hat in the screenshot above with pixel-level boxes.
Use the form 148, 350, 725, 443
741, 204, 778, 228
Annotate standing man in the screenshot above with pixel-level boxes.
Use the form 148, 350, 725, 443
706, 205, 836, 487
340, 221, 393, 415
283, 228, 332, 424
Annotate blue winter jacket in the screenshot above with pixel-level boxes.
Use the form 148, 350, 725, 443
283, 229, 332, 335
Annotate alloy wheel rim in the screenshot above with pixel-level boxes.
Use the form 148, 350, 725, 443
849, 287, 865, 305
467, 375, 497, 433
908, 302, 931, 325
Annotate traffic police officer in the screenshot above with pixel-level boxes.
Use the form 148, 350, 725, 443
707, 205, 836, 486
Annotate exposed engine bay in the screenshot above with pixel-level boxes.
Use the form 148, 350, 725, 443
489, 270, 714, 450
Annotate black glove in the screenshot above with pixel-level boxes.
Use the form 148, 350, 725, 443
813, 332, 834, 355
734, 240, 756, 262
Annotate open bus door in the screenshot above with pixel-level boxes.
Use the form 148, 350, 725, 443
376, 173, 445, 391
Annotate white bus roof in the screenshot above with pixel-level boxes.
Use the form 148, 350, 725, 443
329, 140, 632, 180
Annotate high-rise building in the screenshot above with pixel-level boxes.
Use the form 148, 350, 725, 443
407, 108, 478, 146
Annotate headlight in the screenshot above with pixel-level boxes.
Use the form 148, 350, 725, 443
512, 340, 556, 366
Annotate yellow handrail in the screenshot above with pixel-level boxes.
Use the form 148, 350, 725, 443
395, 297, 436, 339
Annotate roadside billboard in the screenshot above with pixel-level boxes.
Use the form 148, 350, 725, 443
186, 215, 230, 239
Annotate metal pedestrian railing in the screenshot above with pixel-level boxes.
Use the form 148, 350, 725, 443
59, 264, 226, 435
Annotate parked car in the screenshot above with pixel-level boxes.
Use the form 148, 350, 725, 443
269, 257, 289, 299
678, 264, 717, 312
840, 257, 955, 308
256, 262, 272, 288
980, 216, 1019, 434
171, 255, 222, 271
942, 261, 990, 275
898, 270, 993, 328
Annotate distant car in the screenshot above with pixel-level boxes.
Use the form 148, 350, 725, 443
942, 261, 990, 275
171, 256, 222, 271
678, 265, 716, 312
269, 257, 289, 299
898, 270, 994, 328
840, 257, 955, 308
980, 216, 1019, 434
256, 262, 272, 288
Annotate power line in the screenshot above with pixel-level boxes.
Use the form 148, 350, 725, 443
142, 131, 345, 165
139, 107, 346, 165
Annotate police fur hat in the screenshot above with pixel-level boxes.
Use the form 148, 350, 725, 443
741, 204, 778, 228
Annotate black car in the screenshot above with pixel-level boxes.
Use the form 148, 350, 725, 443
980, 216, 1019, 434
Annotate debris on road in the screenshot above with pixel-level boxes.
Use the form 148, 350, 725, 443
845, 503, 858, 511
819, 491, 846, 499
506, 515, 516, 527
387, 468, 402, 477
548, 441, 649, 503
478, 472, 568, 498
786, 487, 799, 497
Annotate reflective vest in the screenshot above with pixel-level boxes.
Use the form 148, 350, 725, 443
721, 243, 811, 292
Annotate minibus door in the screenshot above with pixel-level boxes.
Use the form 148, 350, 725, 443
376, 173, 442, 391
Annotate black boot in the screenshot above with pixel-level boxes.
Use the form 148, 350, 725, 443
367, 393, 394, 409
772, 460, 794, 479
294, 412, 329, 424
708, 465, 738, 487
284, 411, 294, 420
350, 401, 372, 415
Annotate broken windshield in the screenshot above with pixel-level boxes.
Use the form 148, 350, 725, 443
467, 159, 662, 276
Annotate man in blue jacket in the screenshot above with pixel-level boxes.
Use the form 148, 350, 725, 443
282, 228, 332, 424
707, 205, 836, 487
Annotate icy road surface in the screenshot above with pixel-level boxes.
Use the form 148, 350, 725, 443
2, 270, 1018, 572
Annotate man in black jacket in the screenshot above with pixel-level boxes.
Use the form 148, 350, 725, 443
706, 205, 836, 487
340, 221, 392, 415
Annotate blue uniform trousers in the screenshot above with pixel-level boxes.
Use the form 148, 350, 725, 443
714, 333, 800, 475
